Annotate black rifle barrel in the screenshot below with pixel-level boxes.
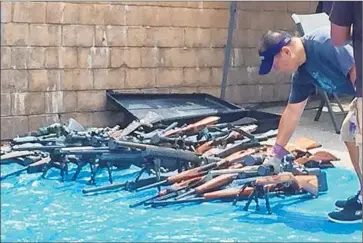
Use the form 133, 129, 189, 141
12, 144, 66, 151
109, 140, 202, 163
82, 181, 128, 194
150, 197, 209, 207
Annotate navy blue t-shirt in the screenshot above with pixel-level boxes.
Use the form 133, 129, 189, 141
289, 27, 356, 104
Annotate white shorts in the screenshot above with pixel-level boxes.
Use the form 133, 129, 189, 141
340, 97, 362, 171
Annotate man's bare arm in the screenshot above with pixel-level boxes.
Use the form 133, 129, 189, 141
329, 1, 353, 47
330, 23, 351, 46
349, 65, 356, 84
275, 99, 308, 147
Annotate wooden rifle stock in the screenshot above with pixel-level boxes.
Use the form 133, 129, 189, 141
194, 173, 237, 194
255, 172, 319, 197
203, 187, 254, 199
285, 137, 322, 153
159, 176, 203, 196
295, 151, 339, 165
204, 173, 319, 199
294, 175, 319, 196
196, 141, 214, 154
163, 116, 220, 137
294, 137, 321, 150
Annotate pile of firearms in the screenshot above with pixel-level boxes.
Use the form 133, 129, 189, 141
0, 114, 339, 214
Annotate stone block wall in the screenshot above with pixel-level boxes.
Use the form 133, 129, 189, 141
0, 1, 317, 139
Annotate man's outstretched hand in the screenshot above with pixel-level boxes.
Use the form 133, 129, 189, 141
259, 144, 290, 175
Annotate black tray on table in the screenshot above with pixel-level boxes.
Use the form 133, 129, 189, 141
106, 90, 281, 134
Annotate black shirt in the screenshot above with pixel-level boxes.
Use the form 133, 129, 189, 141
316, 1, 333, 15
329, 1, 362, 97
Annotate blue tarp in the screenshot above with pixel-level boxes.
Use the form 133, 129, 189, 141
1, 164, 362, 242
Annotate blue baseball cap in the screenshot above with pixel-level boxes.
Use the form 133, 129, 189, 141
258, 31, 292, 75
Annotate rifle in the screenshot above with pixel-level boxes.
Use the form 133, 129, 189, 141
195, 124, 258, 153
175, 158, 272, 200
14, 125, 115, 147
147, 128, 230, 150
82, 176, 170, 194
150, 197, 224, 207
9, 138, 207, 184
11, 144, 75, 151
108, 139, 204, 183
58, 146, 142, 183
205, 117, 259, 130
203, 186, 254, 199
206, 166, 260, 179
232, 172, 320, 214
175, 173, 239, 200
0, 156, 51, 180
109, 140, 202, 164
149, 134, 196, 148
206, 156, 328, 189
214, 129, 278, 158
129, 176, 206, 208
118, 111, 163, 138
11, 135, 62, 145
61, 139, 211, 184
148, 177, 263, 207
149, 172, 320, 209
163, 116, 220, 137
135, 147, 261, 192
11, 144, 108, 182
135, 122, 179, 140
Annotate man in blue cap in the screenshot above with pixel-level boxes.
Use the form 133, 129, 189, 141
257, 26, 361, 223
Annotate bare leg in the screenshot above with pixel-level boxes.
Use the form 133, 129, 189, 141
345, 141, 362, 195
355, 98, 362, 197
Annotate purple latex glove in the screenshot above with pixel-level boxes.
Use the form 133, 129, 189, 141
272, 143, 290, 160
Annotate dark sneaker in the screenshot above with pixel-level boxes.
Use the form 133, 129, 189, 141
335, 191, 361, 210
328, 200, 362, 224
